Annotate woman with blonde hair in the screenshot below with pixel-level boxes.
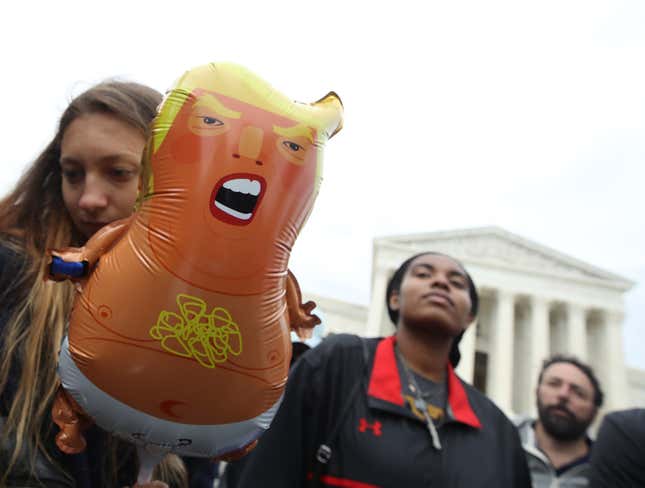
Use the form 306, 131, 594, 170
0, 79, 183, 487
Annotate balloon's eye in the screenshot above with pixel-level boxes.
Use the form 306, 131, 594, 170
276, 136, 309, 164
189, 112, 228, 137
203, 116, 223, 126
283, 141, 302, 152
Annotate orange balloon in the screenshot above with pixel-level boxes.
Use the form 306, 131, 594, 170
50, 63, 343, 458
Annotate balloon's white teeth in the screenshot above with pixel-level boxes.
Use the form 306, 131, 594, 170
223, 178, 261, 196
214, 201, 252, 220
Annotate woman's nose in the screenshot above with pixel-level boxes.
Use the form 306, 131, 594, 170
430, 274, 450, 289
78, 178, 109, 212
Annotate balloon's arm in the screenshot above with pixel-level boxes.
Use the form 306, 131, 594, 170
286, 269, 320, 339
213, 439, 259, 462
48, 216, 133, 281
51, 386, 93, 454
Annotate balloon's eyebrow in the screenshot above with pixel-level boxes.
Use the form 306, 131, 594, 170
273, 124, 314, 143
193, 94, 241, 119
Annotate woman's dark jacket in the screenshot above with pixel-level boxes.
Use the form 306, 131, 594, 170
0, 242, 140, 487
235, 333, 532, 488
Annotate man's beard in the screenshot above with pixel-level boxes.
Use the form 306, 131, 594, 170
537, 399, 593, 442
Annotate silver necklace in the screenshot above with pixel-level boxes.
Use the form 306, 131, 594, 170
396, 346, 442, 450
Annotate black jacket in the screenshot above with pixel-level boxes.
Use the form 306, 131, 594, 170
590, 408, 645, 487
0, 241, 78, 486
236, 333, 531, 488
0, 242, 143, 487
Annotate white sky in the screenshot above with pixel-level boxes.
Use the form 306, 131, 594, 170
2, 0, 644, 369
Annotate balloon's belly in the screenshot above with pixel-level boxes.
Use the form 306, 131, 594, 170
59, 338, 279, 457
65, 266, 291, 424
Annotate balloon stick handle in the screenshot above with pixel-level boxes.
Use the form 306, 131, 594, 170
136, 446, 164, 484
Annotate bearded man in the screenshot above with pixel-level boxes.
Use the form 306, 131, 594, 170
516, 355, 603, 487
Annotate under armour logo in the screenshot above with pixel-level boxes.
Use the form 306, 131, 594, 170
358, 418, 382, 436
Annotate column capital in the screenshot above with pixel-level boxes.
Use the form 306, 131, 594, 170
604, 309, 625, 324
566, 302, 588, 314
495, 289, 515, 302
529, 295, 551, 308
530, 294, 547, 301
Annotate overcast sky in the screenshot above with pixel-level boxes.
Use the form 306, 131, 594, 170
2, 0, 643, 369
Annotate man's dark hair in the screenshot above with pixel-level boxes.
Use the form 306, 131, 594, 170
385, 252, 479, 367
538, 354, 604, 408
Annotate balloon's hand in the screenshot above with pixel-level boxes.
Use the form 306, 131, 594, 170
292, 300, 319, 339
286, 270, 321, 339
52, 387, 93, 454
214, 439, 259, 462
48, 216, 133, 282
49, 255, 89, 281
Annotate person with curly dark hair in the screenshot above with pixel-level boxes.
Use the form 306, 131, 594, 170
516, 354, 604, 487
231, 252, 530, 487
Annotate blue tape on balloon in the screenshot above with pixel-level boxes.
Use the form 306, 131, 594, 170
51, 256, 86, 278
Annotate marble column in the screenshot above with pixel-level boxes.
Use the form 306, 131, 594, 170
550, 307, 566, 355
366, 267, 390, 337
487, 290, 515, 414
528, 296, 550, 415
455, 319, 477, 383
601, 311, 629, 410
565, 303, 588, 361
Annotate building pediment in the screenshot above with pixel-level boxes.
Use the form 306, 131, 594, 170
379, 227, 633, 291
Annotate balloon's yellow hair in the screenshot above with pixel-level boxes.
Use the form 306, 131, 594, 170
143, 62, 343, 198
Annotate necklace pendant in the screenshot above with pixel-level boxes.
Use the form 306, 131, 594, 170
414, 398, 426, 411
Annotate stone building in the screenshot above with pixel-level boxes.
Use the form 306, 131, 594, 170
307, 227, 640, 417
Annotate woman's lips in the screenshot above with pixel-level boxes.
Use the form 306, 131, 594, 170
423, 292, 454, 308
81, 221, 109, 236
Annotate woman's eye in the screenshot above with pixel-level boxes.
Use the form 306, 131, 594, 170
283, 141, 302, 152
202, 116, 223, 126
451, 280, 466, 288
110, 167, 136, 181
62, 169, 83, 184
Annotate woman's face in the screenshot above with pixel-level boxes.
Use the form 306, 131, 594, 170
390, 254, 474, 336
60, 113, 146, 239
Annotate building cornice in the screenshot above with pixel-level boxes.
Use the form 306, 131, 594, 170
375, 226, 634, 292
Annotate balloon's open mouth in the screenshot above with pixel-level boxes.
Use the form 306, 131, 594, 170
210, 173, 266, 225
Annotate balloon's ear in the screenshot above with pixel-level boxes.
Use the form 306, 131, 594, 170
313, 91, 343, 108
311, 91, 343, 139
